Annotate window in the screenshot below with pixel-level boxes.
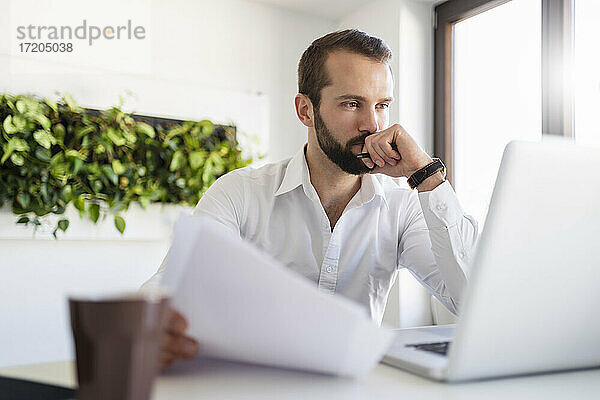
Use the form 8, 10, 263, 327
435, 0, 583, 227
453, 0, 542, 226
573, 0, 600, 146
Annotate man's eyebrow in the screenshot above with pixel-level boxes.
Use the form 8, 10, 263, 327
335, 94, 394, 102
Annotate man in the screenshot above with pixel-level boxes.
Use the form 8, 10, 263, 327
148, 29, 478, 371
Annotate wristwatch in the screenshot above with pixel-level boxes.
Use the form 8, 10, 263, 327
407, 158, 446, 190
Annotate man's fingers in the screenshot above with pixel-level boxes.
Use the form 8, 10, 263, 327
364, 138, 386, 168
158, 309, 198, 373
167, 309, 188, 335
360, 144, 375, 169
361, 130, 402, 167
158, 335, 198, 373
162, 332, 199, 358
379, 138, 401, 161
373, 140, 398, 166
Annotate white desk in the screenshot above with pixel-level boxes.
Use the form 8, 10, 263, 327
1, 358, 599, 400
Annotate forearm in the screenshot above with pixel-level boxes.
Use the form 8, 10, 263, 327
417, 181, 478, 311
416, 171, 445, 193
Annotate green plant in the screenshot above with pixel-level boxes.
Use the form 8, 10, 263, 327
0, 93, 252, 237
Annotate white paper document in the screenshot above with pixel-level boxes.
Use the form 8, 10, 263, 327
160, 214, 395, 377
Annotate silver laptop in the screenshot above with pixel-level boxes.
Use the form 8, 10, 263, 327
383, 139, 600, 382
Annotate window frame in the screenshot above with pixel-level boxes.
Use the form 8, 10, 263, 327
434, 0, 573, 184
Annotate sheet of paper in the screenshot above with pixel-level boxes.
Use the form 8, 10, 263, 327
160, 214, 395, 377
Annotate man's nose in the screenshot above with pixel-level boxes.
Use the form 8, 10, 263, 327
358, 108, 379, 134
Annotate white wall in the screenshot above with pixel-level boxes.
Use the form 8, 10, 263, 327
338, 0, 436, 328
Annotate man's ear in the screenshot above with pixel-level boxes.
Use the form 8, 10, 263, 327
294, 94, 314, 128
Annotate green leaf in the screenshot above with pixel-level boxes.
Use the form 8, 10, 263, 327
133, 185, 143, 195
73, 158, 84, 175
94, 143, 106, 154
112, 159, 126, 175
3, 116, 17, 134
88, 203, 100, 223
50, 157, 68, 180
17, 192, 30, 208
102, 165, 118, 185
73, 195, 85, 212
87, 162, 100, 175
16, 215, 29, 224
139, 196, 150, 209
189, 151, 205, 170
135, 122, 155, 138
10, 138, 29, 152
33, 130, 57, 149
44, 98, 58, 113
62, 185, 73, 202
40, 183, 50, 203
12, 115, 27, 131
53, 124, 66, 140
16, 100, 27, 113
114, 215, 125, 234
105, 128, 126, 146
6, 99, 16, 112
57, 219, 69, 232
74, 125, 95, 139
92, 180, 103, 192
169, 150, 185, 172
122, 129, 137, 144
63, 93, 81, 111
34, 148, 51, 162
198, 120, 214, 136
1, 145, 13, 164
34, 114, 51, 131
65, 149, 86, 160
10, 153, 24, 166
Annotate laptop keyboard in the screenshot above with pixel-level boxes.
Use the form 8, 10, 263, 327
406, 341, 451, 356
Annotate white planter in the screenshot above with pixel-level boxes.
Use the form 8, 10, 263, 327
0, 203, 191, 241
0, 203, 192, 367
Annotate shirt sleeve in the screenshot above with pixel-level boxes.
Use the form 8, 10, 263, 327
397, 180, 478, 315
139, 172, 245, 291
191, 172, 246, 237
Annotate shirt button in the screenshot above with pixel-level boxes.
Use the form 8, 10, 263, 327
325, 266, 333, 273
436, 201, 447, 212
459, 250, 467, 259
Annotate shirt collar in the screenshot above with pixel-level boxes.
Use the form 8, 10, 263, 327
358, 173, 389, 210
274, 144, 389, 209
274, 145, 306, 197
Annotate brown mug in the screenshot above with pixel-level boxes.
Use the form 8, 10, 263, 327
69, 292, 170, 400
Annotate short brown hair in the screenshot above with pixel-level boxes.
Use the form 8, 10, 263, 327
297, 29, 392, 110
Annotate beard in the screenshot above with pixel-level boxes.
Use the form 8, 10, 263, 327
313, 109, 372, 176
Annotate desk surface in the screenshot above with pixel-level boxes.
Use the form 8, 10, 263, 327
1, 359, 599, 400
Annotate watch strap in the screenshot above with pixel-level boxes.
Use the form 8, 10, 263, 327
407, 158, 446, 189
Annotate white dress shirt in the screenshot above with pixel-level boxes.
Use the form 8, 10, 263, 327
145, 145, 478, 325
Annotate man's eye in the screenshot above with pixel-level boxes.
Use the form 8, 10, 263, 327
344, 101, 359, 109
377, 103, 390, 109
